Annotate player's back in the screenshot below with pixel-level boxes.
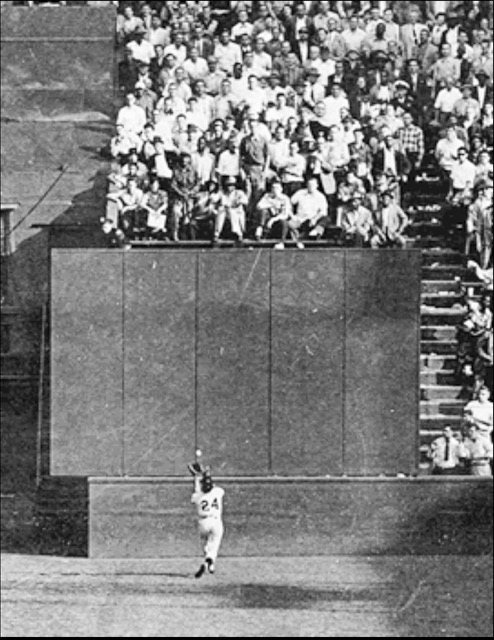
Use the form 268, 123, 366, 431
191, 486, 224, 520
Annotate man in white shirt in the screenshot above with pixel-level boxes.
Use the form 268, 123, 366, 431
449, 148, 476, 198
231, 9, 254, 42
148, 14, 169, 49
116, 93, 147, 136
383, 7, 400, 43
252, 37, 273, 79
214, 29, 243, 74
183, 47, 209, 84
127, 25, 156, 65
342, 16, 367, 54
324, 82, 350, 127
435, 125, 464, 173
289, 177, 329, 249
164, 32, 188, 65
434, 78, 463, 125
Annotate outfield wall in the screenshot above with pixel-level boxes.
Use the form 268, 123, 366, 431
89, 477, 493, 557
50, 249, 421, 479
0, 5, 116, 119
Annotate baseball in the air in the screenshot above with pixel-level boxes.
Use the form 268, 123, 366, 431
196, 449, 202, 458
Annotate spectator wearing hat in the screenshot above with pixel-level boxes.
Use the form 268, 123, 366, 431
339, 191, 374, 247
127, 24, 156, 65
370, 189, 409, 249
304, 68, 326, 110
119, 45, 140, 95
134, 82, 156, 120
212, 176, 248, 246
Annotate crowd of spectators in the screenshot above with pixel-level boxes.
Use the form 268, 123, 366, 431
101, 0, 493, 253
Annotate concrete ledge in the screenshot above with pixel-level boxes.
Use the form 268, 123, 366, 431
89, 477, 493, 558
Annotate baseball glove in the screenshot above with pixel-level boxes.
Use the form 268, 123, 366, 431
188, 461, 205, 476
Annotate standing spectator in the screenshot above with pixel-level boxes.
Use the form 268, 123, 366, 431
400, 6, 427, 61
239, 115, 270, 216
183, 47, 209, 84
472, 71, 494, 111
428, 425, 465, 475
127, 24, 156, 65
431, 43, 462, 91
170, 153, 200, 241
435, 123, 464, 174
466, 179, 493, 269
142, 177, 169, 239
164, 31, 188, 65
216, 137, 242, 186
148, 14, 170, 48
188, 22, 215, 59
398, 112, 425, 189
214, 29, 243, 74
434, 77, 463, 126
464, 385, 493, 440
416, 27, 439, 75
204, 57, 227, 98
342, 15, 367, 55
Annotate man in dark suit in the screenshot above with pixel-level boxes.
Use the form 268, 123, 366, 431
372, 135, 411, 198
286, 2, 315, 46
401, 58, 432, 125
292, 26, 312, 65
188, 22, 215, 60
472, 70, 494, 111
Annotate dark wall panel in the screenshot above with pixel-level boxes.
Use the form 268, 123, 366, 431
271, 252, 345, 475
344, 251, 421, 476
51, 250, 123, 476
197, 252, 270, 475
123, 253, 196, 476
89, 478, 493, 558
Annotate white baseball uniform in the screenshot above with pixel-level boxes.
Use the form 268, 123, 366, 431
191, 484, 225, 562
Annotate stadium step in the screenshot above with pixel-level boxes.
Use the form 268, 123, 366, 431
420, 353, 457, 370
420, 385, 464, 401
420, 369, 457, 385
421, 340, 457, 355
420, 415, 464, 431
421, 265, 467, 280
421, 293, 465, 308
421, 308, 464, 326
420, 400, 465, 416
421, 250, 464, 266
421, 326, 457, 341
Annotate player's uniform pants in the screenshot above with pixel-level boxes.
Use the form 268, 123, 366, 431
198, 517, 224, 562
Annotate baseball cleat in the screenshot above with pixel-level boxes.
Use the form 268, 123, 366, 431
195, 564, 206, 579
205, 558, 215, 574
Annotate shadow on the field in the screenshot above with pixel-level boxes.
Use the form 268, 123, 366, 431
218, 583, 389, 610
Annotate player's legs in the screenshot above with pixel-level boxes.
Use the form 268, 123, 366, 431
204, 520, 224, 572
195, 527, 209, 578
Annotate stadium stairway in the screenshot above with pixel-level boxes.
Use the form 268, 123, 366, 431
403, 167, 486, 472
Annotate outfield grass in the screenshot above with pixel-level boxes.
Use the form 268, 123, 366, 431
1, 554, 492, 637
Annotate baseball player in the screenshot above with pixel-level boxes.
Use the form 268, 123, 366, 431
188, 463, 225, 578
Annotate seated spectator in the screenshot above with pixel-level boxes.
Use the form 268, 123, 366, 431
281, 139, 307, 198
461, 425, 493, 476
255, 178, 292, 247
339, 192, 374, 247
289, 177, 329, 249
428, 425, 465, 475
117, 93, 147, 136
370, 190, 409, 249
141, 177, 169, 239
190, 179, 219, 241
115, 177, 146, 237
212, 176, 248, 246
110, 123, 141, 161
